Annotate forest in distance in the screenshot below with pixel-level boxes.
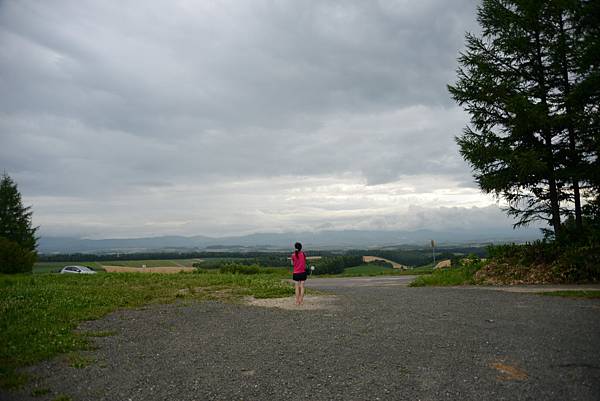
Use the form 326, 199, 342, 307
37, 246, 488, 268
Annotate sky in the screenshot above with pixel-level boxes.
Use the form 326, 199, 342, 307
0, 0, 535, 239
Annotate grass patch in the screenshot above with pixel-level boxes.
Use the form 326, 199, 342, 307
0, 369, 28, 390
539, 290, 600, 299
30, 387, 50, 397
67, 353, 94, 369
409, 264, 482, 287
0, 272, 293, 388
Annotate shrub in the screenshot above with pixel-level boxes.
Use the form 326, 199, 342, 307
484, 240, 600, 284
0, 237, 36, 274
312, 255, 363, 275
219, 263, 260, 275
487, 241, 560, 265
366, 259, 393, 268
554, 245, 600, 283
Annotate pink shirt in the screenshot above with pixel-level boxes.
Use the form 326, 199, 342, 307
291, 251, 307, 274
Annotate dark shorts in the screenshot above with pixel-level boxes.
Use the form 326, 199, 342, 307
293, 272, 307, 282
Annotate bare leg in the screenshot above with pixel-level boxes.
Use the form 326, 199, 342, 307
299, 280, 305, 305
295, 281, 300, 305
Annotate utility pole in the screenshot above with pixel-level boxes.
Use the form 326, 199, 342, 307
431, 239, 436, 266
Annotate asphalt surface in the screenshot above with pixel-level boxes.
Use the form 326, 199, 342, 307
5, 278, 600, 401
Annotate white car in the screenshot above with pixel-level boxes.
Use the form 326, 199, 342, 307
60, 265, 97, 274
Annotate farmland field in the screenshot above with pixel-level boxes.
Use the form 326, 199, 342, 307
362, 255, 408, 269
33, 258, 237, 273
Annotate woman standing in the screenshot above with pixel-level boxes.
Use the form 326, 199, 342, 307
291, 242, 307, 305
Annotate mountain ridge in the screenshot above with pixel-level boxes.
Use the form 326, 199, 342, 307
38, 228, 542, 253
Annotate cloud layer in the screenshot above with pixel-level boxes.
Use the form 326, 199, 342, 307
0, 0, 530, 239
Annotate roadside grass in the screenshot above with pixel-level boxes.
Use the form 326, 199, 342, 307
538, 290, 600, 299
409, 264, 482, 287
0, 271, 293, 389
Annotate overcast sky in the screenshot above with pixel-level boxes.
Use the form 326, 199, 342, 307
0, 0, 534, 239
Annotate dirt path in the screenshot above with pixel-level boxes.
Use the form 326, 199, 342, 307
305, 275, 416, 288
245, 295, 338, 310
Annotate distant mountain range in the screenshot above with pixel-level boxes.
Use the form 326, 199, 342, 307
38, 227, 542, 254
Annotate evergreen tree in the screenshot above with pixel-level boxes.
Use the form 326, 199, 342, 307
449, 0, 599, 236
574, 0, 600, 215
0, 173, 38, 273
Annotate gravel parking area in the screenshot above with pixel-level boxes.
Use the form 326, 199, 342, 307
4, 281, 600, 401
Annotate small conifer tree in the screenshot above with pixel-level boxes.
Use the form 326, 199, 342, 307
0, 173, 38, 273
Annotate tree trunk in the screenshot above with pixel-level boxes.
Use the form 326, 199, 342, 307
534, 28, 562, 236
558, 13, 583, 231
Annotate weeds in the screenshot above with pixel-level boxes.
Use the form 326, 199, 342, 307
30, 387, 50, 397
67, 353, 94, 369
409, 263, 483, 287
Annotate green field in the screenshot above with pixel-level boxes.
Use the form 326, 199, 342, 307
98, 259, 200, 267
0, 271, 294, 389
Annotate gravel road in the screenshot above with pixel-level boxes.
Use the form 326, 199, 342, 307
5, 279, 600, 401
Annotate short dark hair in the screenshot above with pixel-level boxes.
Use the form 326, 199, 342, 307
294, 242, 302, 251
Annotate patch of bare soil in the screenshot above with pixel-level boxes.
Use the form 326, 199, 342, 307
103, 265, 196, 273
244, 295, 338, 310
363, 256, 407, 269
490, 359, 529, 381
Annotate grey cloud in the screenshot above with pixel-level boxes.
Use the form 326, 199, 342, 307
0, 0, 515, 238
1, 0, 479, 130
